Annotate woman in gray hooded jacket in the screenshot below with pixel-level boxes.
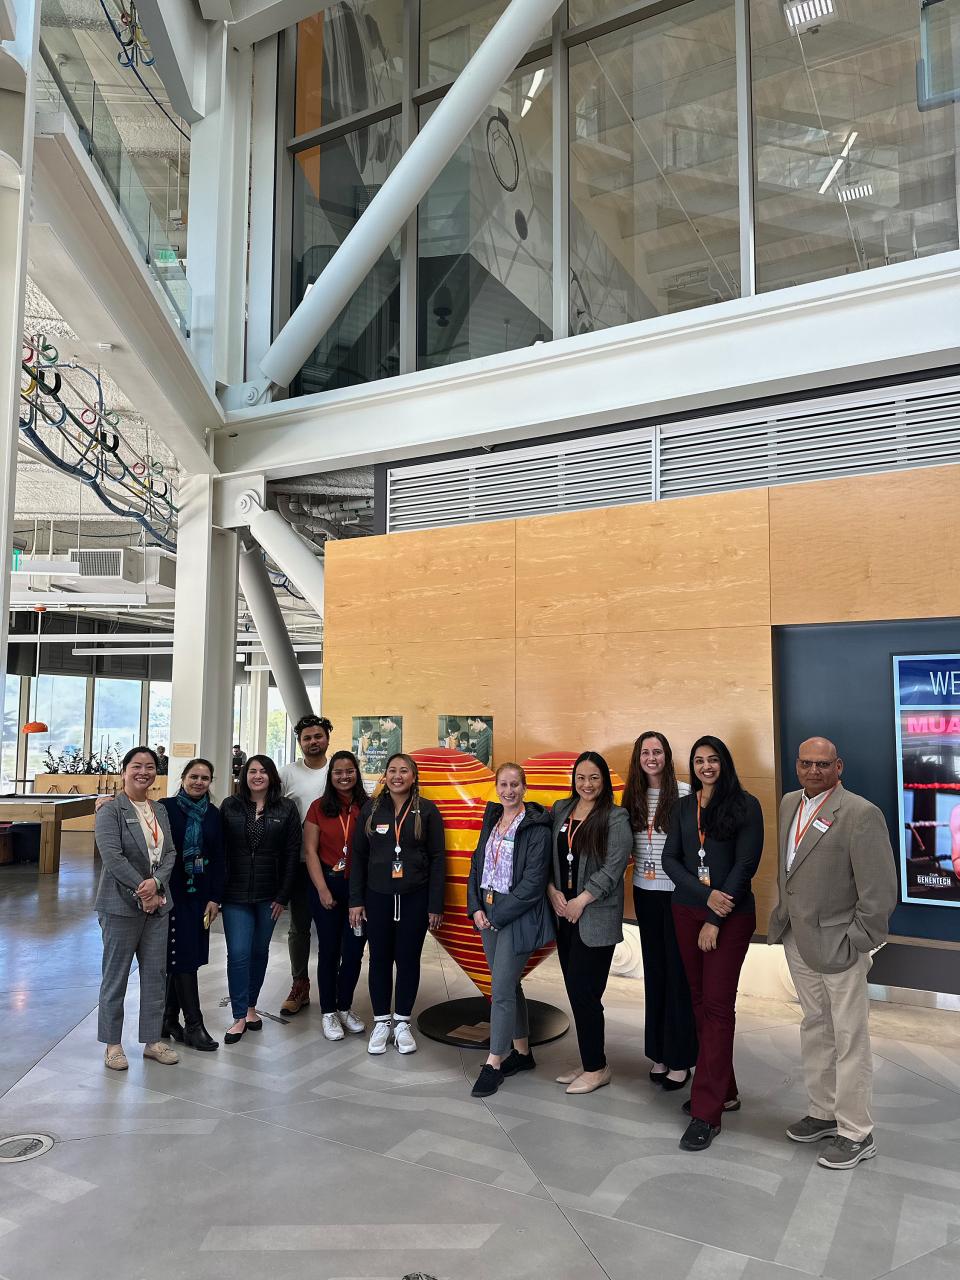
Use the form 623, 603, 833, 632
466, 761, 554, 1098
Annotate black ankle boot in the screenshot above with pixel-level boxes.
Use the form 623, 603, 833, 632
178, 973, 219, 1051
162, 976, 185, 1042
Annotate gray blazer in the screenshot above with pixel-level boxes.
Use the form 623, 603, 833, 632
95, 793, 177, 917
767, 782, 898, 973
549, 799, 633, 947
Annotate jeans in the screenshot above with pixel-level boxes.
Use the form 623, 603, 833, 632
308, 872, 366, 1014
222, 901, 277, 1020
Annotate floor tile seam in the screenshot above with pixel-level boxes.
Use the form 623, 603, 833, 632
0, 996, 101, 1103
870, 1047, 960, 1099
234, 1073, 461, 1115
236, 1106, 566, 1207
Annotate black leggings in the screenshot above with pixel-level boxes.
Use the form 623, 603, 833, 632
556, 919, 615, 1072
364, 885, 430, 1019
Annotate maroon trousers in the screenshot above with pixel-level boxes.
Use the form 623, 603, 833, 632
672, 903, 755, 1128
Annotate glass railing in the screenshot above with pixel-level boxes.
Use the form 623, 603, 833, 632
35, 3, 191, 336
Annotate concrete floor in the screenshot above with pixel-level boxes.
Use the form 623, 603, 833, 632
2, 835, 960, 1280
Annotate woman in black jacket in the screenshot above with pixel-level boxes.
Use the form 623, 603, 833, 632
662, 735, 764, 1153
160, 757, 225, 1052
219, 754, 301, 1044
467, 762, 554, 1099
348, 754, 445, 1057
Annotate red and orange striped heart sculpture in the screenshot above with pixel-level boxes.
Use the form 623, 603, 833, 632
411, 747, 623, 999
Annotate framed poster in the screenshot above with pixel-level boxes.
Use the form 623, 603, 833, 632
352, 716, 403, 782
893, 654, 960, 907
438, 715, 493, 767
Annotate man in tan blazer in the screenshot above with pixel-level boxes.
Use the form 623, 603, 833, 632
768, 737, 897, 1171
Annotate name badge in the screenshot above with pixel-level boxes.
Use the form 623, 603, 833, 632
697, 865, 711, 886
812, 818, 831, 833
391, 859, 403, 879
375, 824, 390, 835
643, 859, 656, 881
333, 859, 346, 872
485, 890, 494, 905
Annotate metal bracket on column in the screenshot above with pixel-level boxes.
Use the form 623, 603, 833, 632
238, 489, 325, 619
219, 374, 274, 410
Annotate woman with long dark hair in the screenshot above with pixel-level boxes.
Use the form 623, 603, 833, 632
349, 754, 445, 1056
219, 754, 302, 1044
160, 757, 224, 1052
304, 750, 369, 1042
547, 751, 633, 1095
662, 735, 764, 1152
623, 731, 696, 1089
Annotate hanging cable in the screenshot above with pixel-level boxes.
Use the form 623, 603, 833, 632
96, 0, 190, 142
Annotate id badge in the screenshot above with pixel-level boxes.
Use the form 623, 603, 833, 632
643, 859, 656, 881
333, 859, 346, 873
697, 864, 711, 886
485, 890, 494, 906
391, 859, 403, 880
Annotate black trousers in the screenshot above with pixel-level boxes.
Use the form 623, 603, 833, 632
556, 919, 615, 1072
633, 887, 698, 1071
308, 872, 365, 1014
364, 884, 430, 1019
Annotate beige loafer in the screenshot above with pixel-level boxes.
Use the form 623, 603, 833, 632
556, 1067, 583, 1085
143, 1041, 179, 1065
104, 1045, 128, 1071
566, 1066, 611, 1095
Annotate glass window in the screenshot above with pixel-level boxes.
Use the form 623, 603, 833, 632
1, 675, 21, 787
292, 117, 402, 394
418, 63, 553, 369
266, 686, 291, 768
569, 0, 622, 24
26, 676, 87, 780
420, 0, 551, 85
92, 679, 142, 765
752, 0, 960, 293
569, 0, 739, 332
295, 1, 404, 133
147, 682, 171, 752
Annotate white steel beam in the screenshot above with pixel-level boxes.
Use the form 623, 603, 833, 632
239, 494, 325, 620
226, 0, 339, 50
238, 541, 311, 723
240, 0, 564, 402
214, 252, 960, 479
135, 0, 215, 124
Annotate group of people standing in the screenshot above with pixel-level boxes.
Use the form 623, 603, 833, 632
94, 717, 897, 1170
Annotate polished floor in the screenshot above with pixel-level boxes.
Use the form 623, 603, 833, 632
2, 838, 960, 1280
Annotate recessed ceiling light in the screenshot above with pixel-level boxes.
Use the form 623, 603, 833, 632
784, 1, 836, 33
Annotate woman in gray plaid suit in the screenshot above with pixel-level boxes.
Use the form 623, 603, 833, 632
96, 746, 178, 1071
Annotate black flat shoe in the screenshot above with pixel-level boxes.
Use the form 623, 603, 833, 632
501, 1050, 536, 1077
683, 1097, 740, 1115
661, 1069, 691, 1092
649, 1068, 668, 1084
680, 1118, 720, 1151
471, 1065, 504, 1098
224, 1024, 247, 1045
244, 1019, 263, 1031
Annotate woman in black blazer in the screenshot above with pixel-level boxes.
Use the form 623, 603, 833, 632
547, 751, 633, 1095
159, 758, 225, 1052
467, 762, 554, 1099
219, 754, 302, 1044
662, 735, 763, 1153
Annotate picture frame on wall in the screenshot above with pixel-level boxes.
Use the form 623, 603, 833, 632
352, 715, 403, 781
438, 715, 493, 766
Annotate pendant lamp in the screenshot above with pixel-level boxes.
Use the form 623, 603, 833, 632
22, 607, 49, 735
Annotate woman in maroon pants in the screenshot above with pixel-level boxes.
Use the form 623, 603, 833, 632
662, 735, 763, 1152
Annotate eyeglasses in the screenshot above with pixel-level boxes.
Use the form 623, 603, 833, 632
798, 759, 837, 770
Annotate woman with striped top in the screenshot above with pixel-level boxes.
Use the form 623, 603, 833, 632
623, 731, 696, 1090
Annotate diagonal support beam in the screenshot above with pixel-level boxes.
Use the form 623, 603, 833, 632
238, 536, 312, 724
238, 0, 563, 404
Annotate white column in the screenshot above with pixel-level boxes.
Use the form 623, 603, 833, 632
169, 475, 239, 800
238, 540, 312, 724
254, 0, 564, 394
245, 666, 269, 755
0, 0, 40, 692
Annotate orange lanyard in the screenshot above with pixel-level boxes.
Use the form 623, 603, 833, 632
565, 817, 582, 857
793, 788, 835, 851
491, 814, 517, 870
646, 811, 656, 853
393, 799, 412, 855
696, 793, 707, 854
338, 808, 354, 857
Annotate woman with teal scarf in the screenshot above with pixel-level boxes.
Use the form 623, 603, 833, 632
160, 758, 225, 1051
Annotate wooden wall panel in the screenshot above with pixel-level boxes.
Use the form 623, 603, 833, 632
324, 521, 516, 645
516, 489, 771, 637
770, 464, 960, 624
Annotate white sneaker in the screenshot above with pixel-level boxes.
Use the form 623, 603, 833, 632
322, 1012, 345, 1041
393, 1019, 417, 1055
367, 1020, 392, 1055
338, 1009, 365, 1035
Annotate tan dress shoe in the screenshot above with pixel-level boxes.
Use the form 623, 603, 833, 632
556, 1067, 583, 1085
566, 1066, 611, 1095
143, 1041, 179, 1065
104, 1045, 128, 1071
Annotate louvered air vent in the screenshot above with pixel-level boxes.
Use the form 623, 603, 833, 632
386, 376, 960, 533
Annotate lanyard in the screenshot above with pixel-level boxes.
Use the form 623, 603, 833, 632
136, 801, 159, 849
338, 807, 354, 857
793, 788, 835, 851
646, 811, 655, 854
393, 798, 413, 855
490, 812, 518, 871
565, 816, 582, 890
696, 793, 707, 858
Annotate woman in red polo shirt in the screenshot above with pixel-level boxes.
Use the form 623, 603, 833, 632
304, 750, 369, 1042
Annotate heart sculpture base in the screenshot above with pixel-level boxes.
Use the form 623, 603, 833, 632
417, 997, 569, 1050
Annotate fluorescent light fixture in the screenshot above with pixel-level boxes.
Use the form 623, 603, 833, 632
818, 129, 858, 194
11, 560, 81, 575
72, 647, 175, 657
245, 663, 324, 672
784, 1, 835, 32
838, 182, 873, 202
521, 67, 545, 118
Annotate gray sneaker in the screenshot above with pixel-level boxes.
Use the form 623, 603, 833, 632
786, 1115, 839, 1143
817, 1133, 877, 1169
